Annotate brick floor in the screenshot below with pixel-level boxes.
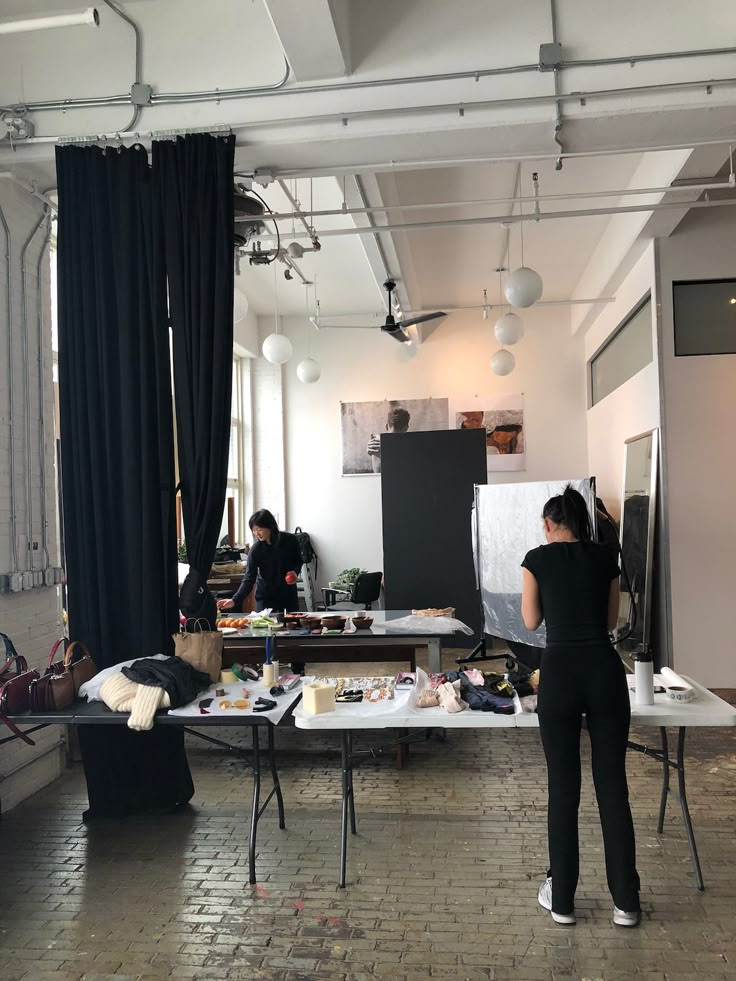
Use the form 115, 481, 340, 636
1, 653, 735, 981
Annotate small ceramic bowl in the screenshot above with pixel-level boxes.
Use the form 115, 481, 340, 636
321, 615, 346, 630
352, 616, 373, 629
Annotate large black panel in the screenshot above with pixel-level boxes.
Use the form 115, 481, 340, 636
381, 429, 487, 643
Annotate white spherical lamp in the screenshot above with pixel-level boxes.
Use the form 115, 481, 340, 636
287, 242, 305, 259
494, 312, 524, 346
296, 357, 321, 384
490, 349, 516, 376
262, 333, 293, 365
504, 266, 543, 308
233, 288, 249, 323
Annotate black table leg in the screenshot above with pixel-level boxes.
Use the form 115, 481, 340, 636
339, 731, 355, 888
268, 725, 286, 830
347, 732, 357, 836
249, 726, 261, 885
676, 727, 704, 892
657, 727, 670, 834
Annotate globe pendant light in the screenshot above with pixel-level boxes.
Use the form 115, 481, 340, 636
490, 349, 515, 376
297, 357, 321, 383
262, 332, 293, 364
262, 260, 293, 365
233, 287, 249, 323
494, 311, 524, 346
296, 284, 321, 383
504, 266, 543, 308
504, 214, 542, 307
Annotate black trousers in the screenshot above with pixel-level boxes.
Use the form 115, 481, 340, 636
537, 644, 640, 915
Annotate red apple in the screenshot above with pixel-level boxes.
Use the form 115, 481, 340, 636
285, 571, 298, 585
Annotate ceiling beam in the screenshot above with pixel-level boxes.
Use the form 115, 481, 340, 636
263, 0, 349, 82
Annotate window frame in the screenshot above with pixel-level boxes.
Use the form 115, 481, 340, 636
589, 292, 653, 408
672, 276, 736, 358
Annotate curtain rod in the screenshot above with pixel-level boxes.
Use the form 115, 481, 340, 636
56, 124, 232, 146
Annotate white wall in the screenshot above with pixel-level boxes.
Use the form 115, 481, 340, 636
0, 183, 64, 812
279, 307, 589, 586
657, 207, 736, 687
584, 245, 660, 520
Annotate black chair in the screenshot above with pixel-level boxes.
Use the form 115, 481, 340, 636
324, 571, 383, 611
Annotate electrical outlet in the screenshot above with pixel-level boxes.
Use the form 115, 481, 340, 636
10, 573, 22, 592
44, 569, 55, 586
22, 572, 34, 590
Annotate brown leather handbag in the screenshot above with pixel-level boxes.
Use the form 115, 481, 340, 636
0, 652, 40, 745
30, 639, 97, 713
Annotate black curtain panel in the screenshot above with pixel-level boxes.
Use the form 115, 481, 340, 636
153, 134, 236, 627
56, 143, 179, 666
56, 143, 193, 818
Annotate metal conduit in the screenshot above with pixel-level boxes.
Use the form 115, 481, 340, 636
0, 201, 19, 573
20, 210, 49, 573
13, 41, 736, 115
234, 181, 735, 224
102, 0, 142, 131
35, 215, 52, 570
263, 194, 736, 241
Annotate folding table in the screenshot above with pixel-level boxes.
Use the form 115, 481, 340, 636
294, 677, 736, 889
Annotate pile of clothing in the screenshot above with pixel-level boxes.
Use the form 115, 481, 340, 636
416, 667, 539, 715
100, 656, 211, 731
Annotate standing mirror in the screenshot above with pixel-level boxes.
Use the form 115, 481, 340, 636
616, 429, 658, 655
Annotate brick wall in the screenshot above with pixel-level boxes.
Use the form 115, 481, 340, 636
0, 181, 65, 813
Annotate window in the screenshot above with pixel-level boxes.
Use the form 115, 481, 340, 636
590, 295, 653, 406
219, 355, 247, 546
673, 278, 736, 356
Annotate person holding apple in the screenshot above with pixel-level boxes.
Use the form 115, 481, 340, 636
218, 509, 302, 615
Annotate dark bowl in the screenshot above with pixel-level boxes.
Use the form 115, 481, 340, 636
321, 615, 346, 630
352, 616, 373, 629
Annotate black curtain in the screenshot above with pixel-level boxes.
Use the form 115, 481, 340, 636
56, 144, 193, 817
153, 134, 235, 626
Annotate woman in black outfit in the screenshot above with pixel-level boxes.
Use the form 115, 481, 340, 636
521, 486, 640, 928
219, 509, 302, 614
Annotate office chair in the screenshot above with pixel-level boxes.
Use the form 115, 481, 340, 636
325, 571, 383, 611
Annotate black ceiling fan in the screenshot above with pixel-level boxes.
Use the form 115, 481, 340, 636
380, 280, 446, 342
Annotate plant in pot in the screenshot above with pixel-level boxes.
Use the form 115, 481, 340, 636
333, 567, 366, 595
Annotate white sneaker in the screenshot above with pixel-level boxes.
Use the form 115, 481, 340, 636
538, 877, 576, 925
613, 906, 640, 927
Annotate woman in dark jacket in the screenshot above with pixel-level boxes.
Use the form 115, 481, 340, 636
521, 486, 640, 929
219, 509, 301, 614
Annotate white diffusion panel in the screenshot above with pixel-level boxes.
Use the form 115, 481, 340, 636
476, 478, 596, 646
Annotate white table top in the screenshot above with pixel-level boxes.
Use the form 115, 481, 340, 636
293, 675, 736, 731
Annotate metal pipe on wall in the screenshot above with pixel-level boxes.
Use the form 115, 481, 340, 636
35, 215, 52, 572
20, 209, 49, 576
0, 201, 19, 574
101, 0, 142, 132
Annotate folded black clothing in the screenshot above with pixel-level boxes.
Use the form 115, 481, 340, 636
483, 673, 516, 698
446, 671, 492, 712
483, 690, 515, 714
512, 679, 534, 697
122, 656, 211, 708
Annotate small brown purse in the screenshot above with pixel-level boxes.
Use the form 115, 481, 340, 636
28, 639, 98, 714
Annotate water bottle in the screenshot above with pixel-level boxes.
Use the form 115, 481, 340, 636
633, 649, 654, 706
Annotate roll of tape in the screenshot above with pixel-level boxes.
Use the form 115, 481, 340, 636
220, 669, 236, 684
666, 685, 694, 703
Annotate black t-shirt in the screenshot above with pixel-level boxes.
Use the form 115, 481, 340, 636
521, 541, 619, 647
233, 532, 302, 605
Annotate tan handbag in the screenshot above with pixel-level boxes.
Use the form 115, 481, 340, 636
173, 619, 222, 684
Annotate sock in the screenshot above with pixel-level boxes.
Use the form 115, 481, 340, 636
100, 673, 138, 713
128, 685, 170, 731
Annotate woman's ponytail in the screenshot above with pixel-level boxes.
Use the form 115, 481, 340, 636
542, 485, 593, 542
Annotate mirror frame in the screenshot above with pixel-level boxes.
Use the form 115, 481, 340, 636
619, 428, 659, 654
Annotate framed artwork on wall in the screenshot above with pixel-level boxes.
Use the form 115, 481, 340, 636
340, 398, 449, 475
450, 394, 525, 472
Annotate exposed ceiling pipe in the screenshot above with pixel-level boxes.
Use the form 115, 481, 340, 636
0, 7, 98, 35
230, 180, 736, 223
313, 295, 616, 323
353, 174, 398, 312
277, 179, 314, 239
262, 193, 736, 241
0, 200, 19, 573
12, 41, 736, 114
549, 0, 565, 169
0, 172, 56, 210
101, 0, 142, 132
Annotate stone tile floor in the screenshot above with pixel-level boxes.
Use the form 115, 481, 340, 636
1, 655, 735, 981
